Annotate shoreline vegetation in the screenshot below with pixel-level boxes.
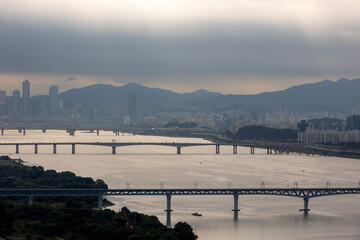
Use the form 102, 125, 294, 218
0, 156, 197, 240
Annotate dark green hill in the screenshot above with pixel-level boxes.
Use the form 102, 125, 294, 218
191, 78, 360, 113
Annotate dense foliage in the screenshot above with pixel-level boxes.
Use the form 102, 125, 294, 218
1, 204, 197, 240
234, 125, 297, 141
0, 157, 197, 240
0, 157, 107, 189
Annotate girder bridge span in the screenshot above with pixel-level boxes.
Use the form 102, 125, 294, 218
1, 187, 360, 226
0, 142, 231, 154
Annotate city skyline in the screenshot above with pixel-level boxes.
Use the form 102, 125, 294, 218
1, 0, 360, 95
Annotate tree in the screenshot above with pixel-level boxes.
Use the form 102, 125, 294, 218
174, 222, 198, 240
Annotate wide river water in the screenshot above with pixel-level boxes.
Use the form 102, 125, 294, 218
1, 130, 360, 240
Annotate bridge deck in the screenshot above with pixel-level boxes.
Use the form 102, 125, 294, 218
0, 142, 216, 147
1, 188, 360, 199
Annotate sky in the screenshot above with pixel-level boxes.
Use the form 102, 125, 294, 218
0, 0, 360, 96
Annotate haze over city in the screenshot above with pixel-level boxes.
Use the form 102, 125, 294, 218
1, 0, 360, 95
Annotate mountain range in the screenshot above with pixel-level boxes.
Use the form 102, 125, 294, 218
52, 78, 360, 113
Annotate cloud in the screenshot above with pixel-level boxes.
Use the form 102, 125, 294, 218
67, 77, 77, 81
0, 0, 359, 94
0, 20, 359, 81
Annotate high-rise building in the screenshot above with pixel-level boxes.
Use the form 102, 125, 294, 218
0, 90, 6, 118
12, 90, 20, 118
128, 91, 137, 122
49, 85, 59, 117
22, 80, 30, 116
346, 115, 360, 130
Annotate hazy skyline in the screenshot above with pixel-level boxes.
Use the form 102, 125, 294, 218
1, 0, 360, 95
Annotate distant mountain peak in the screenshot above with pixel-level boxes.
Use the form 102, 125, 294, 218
122, 82, 143, 87
337, 78, 350, 83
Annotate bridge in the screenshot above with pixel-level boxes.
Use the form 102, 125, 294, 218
0, 141, 285, 155
0, 126, 125, 136
1, 187, 359, 226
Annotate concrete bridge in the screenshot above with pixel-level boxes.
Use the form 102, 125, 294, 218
0, 127, 126, 136
0, 141, 288, 155
1, 187, 359, 226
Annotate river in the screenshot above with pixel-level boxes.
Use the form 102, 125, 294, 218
1, 130, 360, 240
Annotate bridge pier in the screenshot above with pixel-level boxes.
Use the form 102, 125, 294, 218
165, 193, 172, 227
233, 145, 237, 154
300, 198, 310, 214
1, 129, 3, 135
16, 144, 19, 154
28, 195, 33, 206
72, 144, 75, 154
98, 194, 103, 211
112, 146, 116, 154
177, 147, 181, 155
23, 129, 26, 135
97, 129, 99, 136
267, 148, 269, 154
232, 193, 240, 219
53, 144, 57, 154
42, 129, 46, 133
250, 146, 255, 154
18, 129, 22, 133
216, 145, 220, 154
34, 144, 38, 154
68, 129, 76, 136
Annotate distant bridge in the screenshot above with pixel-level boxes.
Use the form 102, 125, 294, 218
0, 127, 125, 136
1, 187, 359, 226
0, 141, 283, 155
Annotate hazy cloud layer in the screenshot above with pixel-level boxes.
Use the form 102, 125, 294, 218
0, 0, 359, 94
67, 77, 77, 81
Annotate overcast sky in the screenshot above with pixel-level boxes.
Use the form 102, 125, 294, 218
0, 0, 360, 95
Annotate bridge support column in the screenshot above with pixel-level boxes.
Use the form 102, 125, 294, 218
177, 147, 181, 155
232, 193, 240, 219
72, 144, 75, 154
97, 129, 99, 136
1, 129, 3, 135
250, 146, 255, 154
16, 144, 19, 154
98, 194, 103, 211
18, 129, 22, 133
42, 129, 47, 133
34, 144, 38, 154
53, 144, 57, 154
165, 193, 172, 227
300, 198, 310, 214
28, 195, 33, 206
267, 148, 269, 154
112, 146, 116, 154
23, 129, 26, 135
233, 145, 237, 154
216, 145, 220, 154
